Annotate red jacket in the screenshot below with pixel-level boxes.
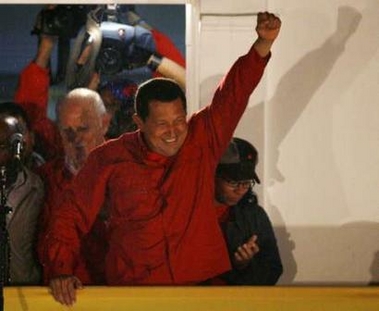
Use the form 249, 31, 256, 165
42, 47, 270, 285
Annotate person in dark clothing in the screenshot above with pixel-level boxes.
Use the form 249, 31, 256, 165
0, 105, 44, 285
214, 137, 283, 285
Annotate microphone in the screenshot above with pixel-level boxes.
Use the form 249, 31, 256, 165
9, 133, 24, 162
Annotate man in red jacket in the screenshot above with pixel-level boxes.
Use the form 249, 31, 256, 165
14, 27, 111, 286
36, 88, 110, 285
44, 12, 281, 306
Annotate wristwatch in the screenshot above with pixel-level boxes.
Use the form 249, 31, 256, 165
147, 53, 162, 71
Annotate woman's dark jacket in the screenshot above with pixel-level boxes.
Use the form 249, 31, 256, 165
220, 191, 283, 285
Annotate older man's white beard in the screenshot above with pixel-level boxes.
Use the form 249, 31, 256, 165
64, 146, 87, 175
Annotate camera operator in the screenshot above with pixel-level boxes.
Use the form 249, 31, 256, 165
66, 4, 186, 90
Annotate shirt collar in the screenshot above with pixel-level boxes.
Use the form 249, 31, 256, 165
136, 131, 170, 166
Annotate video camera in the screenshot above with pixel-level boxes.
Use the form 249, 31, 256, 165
35, 5, 158, 87
96, 21, 155, 75
33, 5, 89, 38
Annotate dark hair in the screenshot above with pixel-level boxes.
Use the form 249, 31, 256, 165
134, 78, 186, 121
0, 102, 31, 130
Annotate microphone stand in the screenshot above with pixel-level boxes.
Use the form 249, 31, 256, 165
0, 166, 11, 310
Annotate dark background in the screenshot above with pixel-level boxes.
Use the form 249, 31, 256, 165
0, 4, 186, 107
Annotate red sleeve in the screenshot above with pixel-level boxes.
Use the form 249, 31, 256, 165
42, 150, 112, 280
14, 62, 63, 160
14, 62, 50, 116
151, 29, 186, 68
41, 188, 86, 278
196, 47, 270, 163
37, 160, 95, 284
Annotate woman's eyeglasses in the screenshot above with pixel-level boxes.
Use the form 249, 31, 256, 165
221, 178, 255, 189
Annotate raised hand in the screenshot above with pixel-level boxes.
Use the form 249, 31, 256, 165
256, 12, 281, 42
253, 12, 281, 57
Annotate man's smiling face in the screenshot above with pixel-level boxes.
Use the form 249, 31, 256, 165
134, 98, 188, 157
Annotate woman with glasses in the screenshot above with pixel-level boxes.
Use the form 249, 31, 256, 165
212, 137, 283, 285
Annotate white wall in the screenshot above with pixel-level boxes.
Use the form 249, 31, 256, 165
197, 0, 379, 285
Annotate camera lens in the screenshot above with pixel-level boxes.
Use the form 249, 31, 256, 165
97, 47, 123, 75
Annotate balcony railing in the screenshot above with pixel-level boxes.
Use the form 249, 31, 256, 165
4, 286, 379, 310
